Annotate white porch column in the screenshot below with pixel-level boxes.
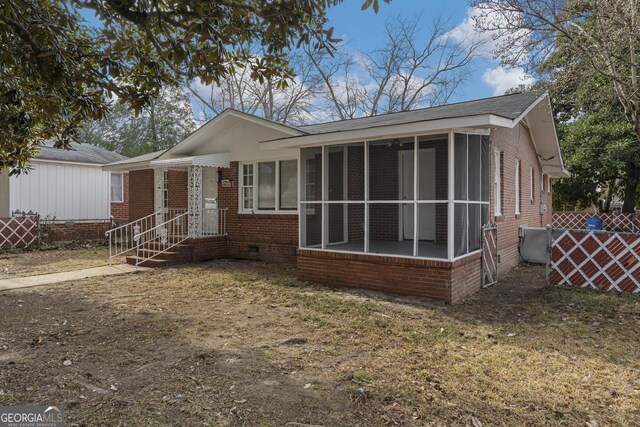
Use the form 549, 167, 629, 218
188, 165, 203, 238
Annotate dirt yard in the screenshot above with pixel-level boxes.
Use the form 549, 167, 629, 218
0, 246, 124, 279
0, 259, 638, 426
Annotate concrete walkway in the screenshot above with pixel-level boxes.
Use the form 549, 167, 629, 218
0, 264, 146, 291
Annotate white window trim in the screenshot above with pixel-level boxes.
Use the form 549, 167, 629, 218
162, 170, 169, 209
111, 173, 124, 203
239, 159, 299, 214
515, 159, 521, 215
241, 164, 254, 211
494, 149, 502, 217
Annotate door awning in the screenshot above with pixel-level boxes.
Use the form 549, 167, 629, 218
150, 153, 231, 168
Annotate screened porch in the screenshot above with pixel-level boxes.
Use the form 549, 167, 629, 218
299, 132, 490, 261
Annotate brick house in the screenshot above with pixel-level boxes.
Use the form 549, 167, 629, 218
104, 92, 567, 303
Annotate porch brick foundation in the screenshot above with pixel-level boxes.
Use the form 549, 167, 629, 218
296, 249, 482, 304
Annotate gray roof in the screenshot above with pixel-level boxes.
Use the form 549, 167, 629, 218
297, 91, 542, 135
37, 142, 127, 164
104, 149, 165, 166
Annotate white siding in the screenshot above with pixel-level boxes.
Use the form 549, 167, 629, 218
9, 161, 111, 220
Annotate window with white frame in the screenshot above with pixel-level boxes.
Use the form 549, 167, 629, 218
240, 160, 298, 212
241, 164, 254, 210
547, 175, 552, 194
494, 149, 502, 216
530, 166, 535, 204
111, 173, 124, 203
541, 173, 547, 194
515, 159, 521, 215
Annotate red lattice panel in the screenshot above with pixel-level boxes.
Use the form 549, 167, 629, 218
549, 230, 640, 293
0, 216, 38, 249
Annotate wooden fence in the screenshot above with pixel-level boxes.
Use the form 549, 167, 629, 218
552, 212, 639, 234
548, 229, 640, 293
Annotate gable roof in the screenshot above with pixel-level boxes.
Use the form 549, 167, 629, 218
37, 142, 127, 165
296, 91, 541, 135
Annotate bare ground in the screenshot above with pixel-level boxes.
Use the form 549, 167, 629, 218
0, 246, 125, 279
0, 260, 638, 426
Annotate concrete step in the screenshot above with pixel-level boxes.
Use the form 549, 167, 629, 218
125, 256, 173, 268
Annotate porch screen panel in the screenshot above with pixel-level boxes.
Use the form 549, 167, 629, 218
417, 135, 448, 260
468, 135, 481, 201
328, 203, 364, 251
481, 136, 490, 202
369, 138, 414, 201
301, 147, 322, 201
258, 162, 276, 210
454, 134, 467, 200
454, 203, 468, 257
453, 133, 490, 257
326, 143, 365, 202
368, 203, 411, 256
301, 203, 322, 247
468, 203, 482, 252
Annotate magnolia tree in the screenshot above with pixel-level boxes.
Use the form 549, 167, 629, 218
0, 0, 390, 174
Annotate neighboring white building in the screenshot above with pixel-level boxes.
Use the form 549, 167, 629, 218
0, 142, 127, 220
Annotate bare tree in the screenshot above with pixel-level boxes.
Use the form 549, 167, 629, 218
473, 0, 640, 212
308, 15, 484, 117
188, 50, 321, 125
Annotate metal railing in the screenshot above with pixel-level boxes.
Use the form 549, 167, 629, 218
134, 211, 190, 266
105, 208, 227, 264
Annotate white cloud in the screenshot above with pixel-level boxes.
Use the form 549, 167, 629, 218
447, 6, 498, 58
481, 66, 533, 95
447, 5, 529, 62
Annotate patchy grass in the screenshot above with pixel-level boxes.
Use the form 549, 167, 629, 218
0, 260, 638, 426
0, 246, 124, 278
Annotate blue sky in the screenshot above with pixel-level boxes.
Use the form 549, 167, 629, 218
325, 0, 530, 102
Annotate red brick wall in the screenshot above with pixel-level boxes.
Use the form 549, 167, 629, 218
129, 169, 155, 221
219, 162, 298, 263
490, 123, 553, 274
41, 221, 110, 243
168, 170, 188, 209
110, 172, 130, 223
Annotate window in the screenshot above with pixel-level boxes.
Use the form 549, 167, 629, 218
240, 160, 298, 213
279, 160, 297, 210
530, 166, 535, 204
515, 159, 521, 215
541, 173, 547, 194
111, 173, 124, 203
547, 175, 552, 194
494, 149, 502, 216
258, 162, 276, 210
241, 164, 254, 210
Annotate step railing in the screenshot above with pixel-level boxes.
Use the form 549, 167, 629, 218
105, 209, 188, 261
134, 211, 190, 266
106, 211, 157, 260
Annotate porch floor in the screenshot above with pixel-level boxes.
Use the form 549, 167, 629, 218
326, 240, 447, 259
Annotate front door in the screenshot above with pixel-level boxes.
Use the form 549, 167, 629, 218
202, 167, 218, 235
400, 149, 436, 241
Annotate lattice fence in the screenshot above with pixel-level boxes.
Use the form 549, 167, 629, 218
552, 212, 639, 233
0, 214, 40, 249
548, 229, 640, 293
